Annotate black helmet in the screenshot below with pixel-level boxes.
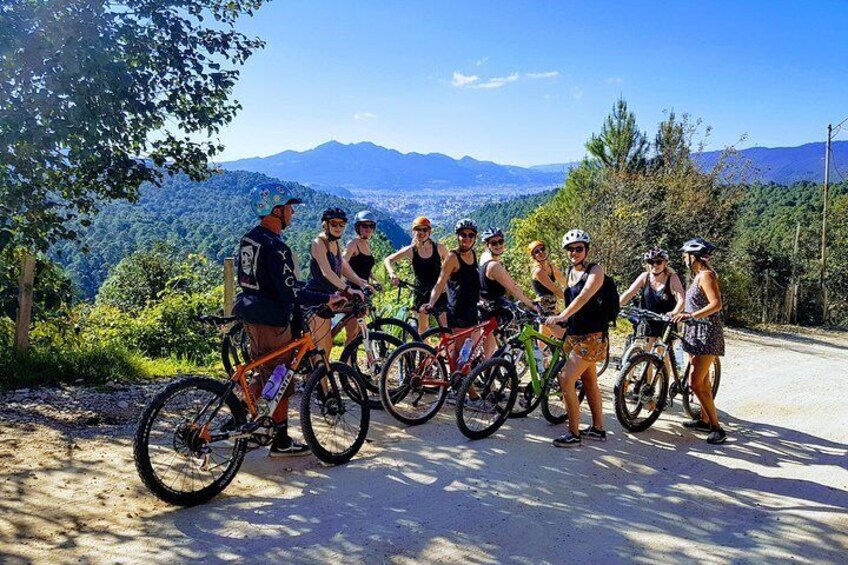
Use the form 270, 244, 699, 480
680, 237, 716, 257
454, 218, 478, 234
321, 207, 348, 223
644, 248, 670, 262
481, 227, 504, 243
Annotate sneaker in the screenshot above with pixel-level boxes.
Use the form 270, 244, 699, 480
706, 428, 727, 445
269, 436, 311, 458
464, 397, 494, 413
552, 431, 582, 448
581, 426, 607, 442
683, 419, 712, 432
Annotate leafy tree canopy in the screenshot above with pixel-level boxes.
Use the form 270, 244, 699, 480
0, 0, 268, 252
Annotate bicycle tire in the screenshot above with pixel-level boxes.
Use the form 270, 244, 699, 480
613, 352, 668, 432
506, 347, 540, 418
300, 362, 370, 465
455, 357, 518, 440
539, 360, 586, 425
595, 338, 610, 376
369, 317, 420, 343
681, 357, 721, 420
340, 330, 403, 409
221, 322, 249, 377
134, 376, 247, 506
379, 341, 448, 426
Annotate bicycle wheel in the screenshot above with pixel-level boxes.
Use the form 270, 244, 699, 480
221, 322, 250, 376
613, 352, 668, 432
540, 369, 586, 425
369, 317, 420, 343
595, 338, 610, 376
455, 357, 518, 440
681, 357, 721, 420
419, 326, 445, 348
340, 330, 403, 409
379, 342, 448, 426
300, 362, 370, 465
134, 376, 247, 506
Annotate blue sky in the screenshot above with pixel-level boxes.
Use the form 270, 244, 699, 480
216, 1, 848, 167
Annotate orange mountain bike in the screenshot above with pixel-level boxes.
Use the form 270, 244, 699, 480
133, 325, 370, 506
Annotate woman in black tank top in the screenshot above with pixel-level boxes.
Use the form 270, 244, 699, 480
528, 240, 567, 339
543, 229, 607, 447
479, 228, 537, 312
383, 216, 448, 332
618, 248, 685, 338
341, 211, 381, 346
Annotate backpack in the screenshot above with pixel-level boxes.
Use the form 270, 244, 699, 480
568, 263, 620, 327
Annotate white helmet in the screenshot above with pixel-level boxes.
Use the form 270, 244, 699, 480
561, 229, 591, 248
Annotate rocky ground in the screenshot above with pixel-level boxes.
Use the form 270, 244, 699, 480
1, 328, 847, 564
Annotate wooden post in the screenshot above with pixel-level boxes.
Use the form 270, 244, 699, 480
223, 258, 234, 316
14, 253, 36, 354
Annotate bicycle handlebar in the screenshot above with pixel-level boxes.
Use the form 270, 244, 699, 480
619, 306, 707, 326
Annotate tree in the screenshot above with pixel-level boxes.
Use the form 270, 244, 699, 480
586, 97, 649, 174
0, 0, 268, 253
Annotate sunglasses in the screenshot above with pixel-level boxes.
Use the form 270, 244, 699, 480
647, 259, 666, 266
488, 239, 505, 246
532, 246, 547, 255
359, 223, 376, 230
458, 231, 477, 239
414, 227, 431, 233
565, 245, 586, 253
329, 220, 347, 228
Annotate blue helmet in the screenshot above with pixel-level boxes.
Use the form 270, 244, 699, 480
250, 182, 302, 218
680, 237, 716, 258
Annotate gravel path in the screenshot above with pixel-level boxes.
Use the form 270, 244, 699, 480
1, 329, 846, 564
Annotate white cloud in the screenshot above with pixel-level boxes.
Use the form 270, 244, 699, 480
606, 76, 623, 85
354, 112, 376, 121
526, 71, 559, 79
452, 71, 479, 87
476, 57, 489, 66
476, 73, 520, 89
571, 86, 584, 100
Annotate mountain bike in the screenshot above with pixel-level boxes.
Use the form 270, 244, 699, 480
134, 314, 370, 506
379, 305, 506, 426
613, 307, 721, 432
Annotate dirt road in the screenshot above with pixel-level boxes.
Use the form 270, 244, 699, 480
1, 329, 847, 564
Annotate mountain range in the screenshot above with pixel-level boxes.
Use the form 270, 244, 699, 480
221, 140, 848, 189
220, 141, 565, 190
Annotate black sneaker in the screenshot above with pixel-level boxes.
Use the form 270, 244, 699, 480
683, 419, 712, 432
581, 426, 607, 441
269, 435, 311, 458
552, 431, 582, 448
706, 427, 727, 445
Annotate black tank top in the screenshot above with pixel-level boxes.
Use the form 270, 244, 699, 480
412, 241, 441, 290
448, 250, 480, 317
307, 238, 343, 294
565, 264, 607, 335
532, 264, 556, 297
480, 259, 507, 302
642, 272, 677, 314
348, 242, 375, 282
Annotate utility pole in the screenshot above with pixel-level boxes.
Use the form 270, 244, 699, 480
820, 124, 831, 324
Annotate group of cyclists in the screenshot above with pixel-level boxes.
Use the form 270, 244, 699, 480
234, 181, 728, 458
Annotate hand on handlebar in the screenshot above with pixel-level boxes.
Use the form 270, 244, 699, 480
390, 276, 400, 288
671, 312, 693, 324
420, 303, 433, 314
328, 292, 348, 311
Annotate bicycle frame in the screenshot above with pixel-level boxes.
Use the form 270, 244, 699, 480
514, 323, 566, 396
421, 316, 500, 386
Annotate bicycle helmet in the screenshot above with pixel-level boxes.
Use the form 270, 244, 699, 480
354, 210, 377, 226
561, 229, 591, 248
481, 227, 504, 243
680, 237, 716, 257
527, 240, 546, 256
249, 182, 303, 218
412, 216, 431, 229
644, 247, 670, 262
454, 218, 478, 234
321, 207, 348, 223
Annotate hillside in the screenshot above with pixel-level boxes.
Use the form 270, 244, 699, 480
538, 141, 848, 185
51, 171, 408, 298
219, 141, 563, 190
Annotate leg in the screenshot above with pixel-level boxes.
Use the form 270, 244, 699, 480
579, 364, 604, 429
343, 316, 359, 348
690, 354, 719, 426
308, 316, 334, 364
559, 354, 593, 435
417, 309, 429, 333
